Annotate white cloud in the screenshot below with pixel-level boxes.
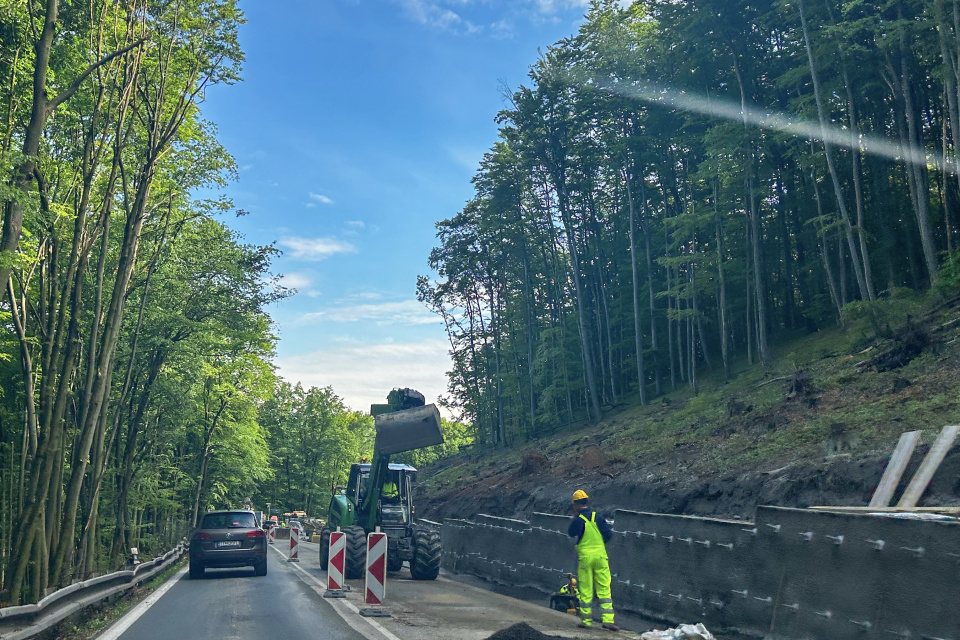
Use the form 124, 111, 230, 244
344, 220, 366, 236
397, 0, 464, 30
393, 0, 594, 36
275, 340, 452, 415
297, 299, 441, 326
489, 18, 514, 38
279, 236, 356, 261
530, 0, 590, 13
278, 271, 313, 289
309, 192, 335, 205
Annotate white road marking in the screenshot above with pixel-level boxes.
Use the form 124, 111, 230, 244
97, 566, 188, 640
269, 545, 401, 640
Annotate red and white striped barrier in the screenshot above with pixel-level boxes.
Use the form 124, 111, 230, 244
364, 530, 387, 605
327, 530, 346, 592
288, 526, 300, 562
268, 526, 275, 544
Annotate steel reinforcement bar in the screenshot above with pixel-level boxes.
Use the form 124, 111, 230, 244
0, 543, 187, 640
441, 507, 960, 640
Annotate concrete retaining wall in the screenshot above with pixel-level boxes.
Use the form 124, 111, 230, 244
441, 507, 960, 639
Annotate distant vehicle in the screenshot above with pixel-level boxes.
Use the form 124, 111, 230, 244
189, 510, 267, 579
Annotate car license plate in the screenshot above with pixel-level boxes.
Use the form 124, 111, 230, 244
216, 541, 241, 548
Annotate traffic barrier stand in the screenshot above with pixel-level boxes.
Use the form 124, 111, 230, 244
324, 529, 347, 598
360, 528, 390, 617
288, 526, 300, 562
268, 526, 275, 545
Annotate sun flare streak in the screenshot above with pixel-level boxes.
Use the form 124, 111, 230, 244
584, 77, 955, 175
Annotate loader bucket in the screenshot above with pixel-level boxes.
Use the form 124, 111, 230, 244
374, 403, 444, 455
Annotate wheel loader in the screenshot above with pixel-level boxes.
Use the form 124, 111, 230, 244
319, 388, 444, 580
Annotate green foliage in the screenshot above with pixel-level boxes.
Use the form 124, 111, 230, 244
256, 383, 375, 515
393, 418, 475, 468
420, 0, 958, 451
840, 289, 928, 338
0, 0, 273, 602
936, 251, 960, 297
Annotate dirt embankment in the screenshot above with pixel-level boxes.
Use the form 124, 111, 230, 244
420, 298, 960, 523
422, 443, 960, 522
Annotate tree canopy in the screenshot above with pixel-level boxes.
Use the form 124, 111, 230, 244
421, 0, 960, 446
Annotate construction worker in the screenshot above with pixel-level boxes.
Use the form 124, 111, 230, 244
568, 489, 618, 632
382, 476, 400, 504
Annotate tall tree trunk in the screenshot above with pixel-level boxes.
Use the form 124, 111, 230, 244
666, 260, 677, 388
798, 0, 872, 301
639, 182, 660, 396
747, 178, 770, 365
519, 240, 538, 433
826, 0, 877, 301
811, 168, 843, 319
0, 0, 59, 293
689, 261, 698, 395
715, 188, 730, 379
891, 3, 940, 282
745, 228, 755, 366
557, 188, 602, 421
625, 167, 647, 405
731, 57, 771, 366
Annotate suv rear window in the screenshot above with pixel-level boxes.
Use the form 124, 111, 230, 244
201, 512, 256, 529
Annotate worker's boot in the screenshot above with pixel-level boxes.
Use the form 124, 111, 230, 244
602, 623, 620, 632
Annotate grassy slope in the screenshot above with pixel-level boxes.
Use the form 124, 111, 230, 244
418, 291, 960, 519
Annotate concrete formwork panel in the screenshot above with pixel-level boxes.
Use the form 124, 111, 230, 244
612, 510, 768, 635
756, 506, 960, 640
531, 512, 571, 533
442, 507, 960, 640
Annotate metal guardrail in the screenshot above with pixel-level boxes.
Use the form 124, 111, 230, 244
0, 542, 187, 640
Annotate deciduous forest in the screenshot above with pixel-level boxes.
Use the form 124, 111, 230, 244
4, 0, 960, 611
0, 0, 382, 605
420, 0, 960, 446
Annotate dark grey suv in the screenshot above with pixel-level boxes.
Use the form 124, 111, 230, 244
189, 510, 267, 578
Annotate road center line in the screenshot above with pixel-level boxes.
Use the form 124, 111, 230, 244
97, 566, 188, 640
269, 545, 401, 640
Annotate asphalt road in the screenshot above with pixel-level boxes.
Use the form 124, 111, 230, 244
108, 553, 365, 640
102, 539, 649, 640
292, 540, 642, 640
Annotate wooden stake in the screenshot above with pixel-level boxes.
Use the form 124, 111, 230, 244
897, 425, 959, 508
869, 430, 921, 508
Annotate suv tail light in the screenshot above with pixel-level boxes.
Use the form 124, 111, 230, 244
247, 529, 265, 539
192, 532, 211, 540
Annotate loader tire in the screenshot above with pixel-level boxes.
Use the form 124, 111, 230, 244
410, 528, 441, 580
344, 525, 367, 580
319, 527, 330, 570
388, 551, 403, 572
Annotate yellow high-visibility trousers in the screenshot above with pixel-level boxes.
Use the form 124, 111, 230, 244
577, 554, 615, 625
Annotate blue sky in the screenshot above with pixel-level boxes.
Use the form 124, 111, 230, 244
202, 0, 597, 414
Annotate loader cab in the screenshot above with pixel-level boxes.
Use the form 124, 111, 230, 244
347, 462, 417, 527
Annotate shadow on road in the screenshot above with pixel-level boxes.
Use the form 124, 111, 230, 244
192, 568, 259, 580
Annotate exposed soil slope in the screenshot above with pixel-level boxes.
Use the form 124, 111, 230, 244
419, 295, 960, 522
